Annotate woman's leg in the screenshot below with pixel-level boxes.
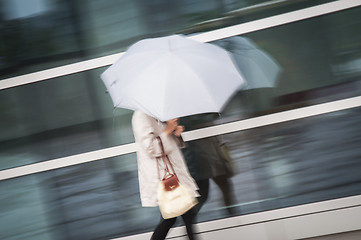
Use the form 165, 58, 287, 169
212, 175, 236, 214
181, 208, 198, 240
151, 216, 177, 240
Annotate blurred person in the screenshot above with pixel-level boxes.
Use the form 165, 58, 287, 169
132, 110, 199, 240
181, 115, 237, 215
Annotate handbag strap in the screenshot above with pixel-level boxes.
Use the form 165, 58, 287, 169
156, 136, 176, 178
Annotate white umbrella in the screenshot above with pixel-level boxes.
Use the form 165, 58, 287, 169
214, 36, 282, 90
101, 34, 245, 121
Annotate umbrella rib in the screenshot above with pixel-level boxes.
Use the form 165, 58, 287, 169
172, 55, 225, 111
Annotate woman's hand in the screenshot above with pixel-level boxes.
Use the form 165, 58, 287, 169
173, 125, 184, 137
164, 118, 184, 136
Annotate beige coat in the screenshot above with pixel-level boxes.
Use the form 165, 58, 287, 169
132, 111, 199, 207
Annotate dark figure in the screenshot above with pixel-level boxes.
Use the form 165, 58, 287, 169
181, 115, 236, 215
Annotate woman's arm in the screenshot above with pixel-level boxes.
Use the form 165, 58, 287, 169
132, 112, 180, 158
132, 112, 162, 158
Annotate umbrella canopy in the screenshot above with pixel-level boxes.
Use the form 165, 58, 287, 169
214, 36, 282, 90
101, 34, 245, 121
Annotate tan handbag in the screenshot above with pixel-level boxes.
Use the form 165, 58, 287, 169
156, 137, 198, 219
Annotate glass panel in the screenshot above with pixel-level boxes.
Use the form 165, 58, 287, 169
190, 106, 361, 221
0, 153, 160, 239
0, 174, 53, 240
0, 67, 135, 170
1, 7, 361, 169
1, 0, 339, 80
181, 4, 361, 127
1, 107, 360, 239
203, 6, 361, 122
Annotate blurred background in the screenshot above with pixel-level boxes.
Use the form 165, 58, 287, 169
1, 0, 361, 239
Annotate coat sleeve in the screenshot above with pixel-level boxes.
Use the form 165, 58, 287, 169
132, 112, 178, 159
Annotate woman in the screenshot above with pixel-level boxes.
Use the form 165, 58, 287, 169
132, 110, 199, 240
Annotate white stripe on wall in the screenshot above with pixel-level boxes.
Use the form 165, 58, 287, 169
188, 0, 361, 43
1, 95, 360, 181
110, 195, 361, 240
0, 0, 360, 90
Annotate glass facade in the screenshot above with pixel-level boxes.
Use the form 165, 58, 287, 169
0, 0, 340, 79
1, 0, 361, 239
0, 67, 135, 170
1, 107, 361, 239
1, 2, 360, 169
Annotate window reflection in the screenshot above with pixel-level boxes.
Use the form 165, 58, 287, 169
197, 107, 361, 220
1, 2, 361, 239
1, 5, 361, 170
0, 67, 135, 170
0, 0, 79, 78
0, 0, 342, 80
3, 0, 51, 20
1, 108, 361, 238
213, 7, 361, 119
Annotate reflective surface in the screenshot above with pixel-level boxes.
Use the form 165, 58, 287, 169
1, 107, 361, 239
213, 6, 361, 119
0, 0, 339, 80
1, 1, 361, 239
1, 5, 361, 169
0, 67, 135, 170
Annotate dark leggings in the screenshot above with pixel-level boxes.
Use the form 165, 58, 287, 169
151, 208, 197, 240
